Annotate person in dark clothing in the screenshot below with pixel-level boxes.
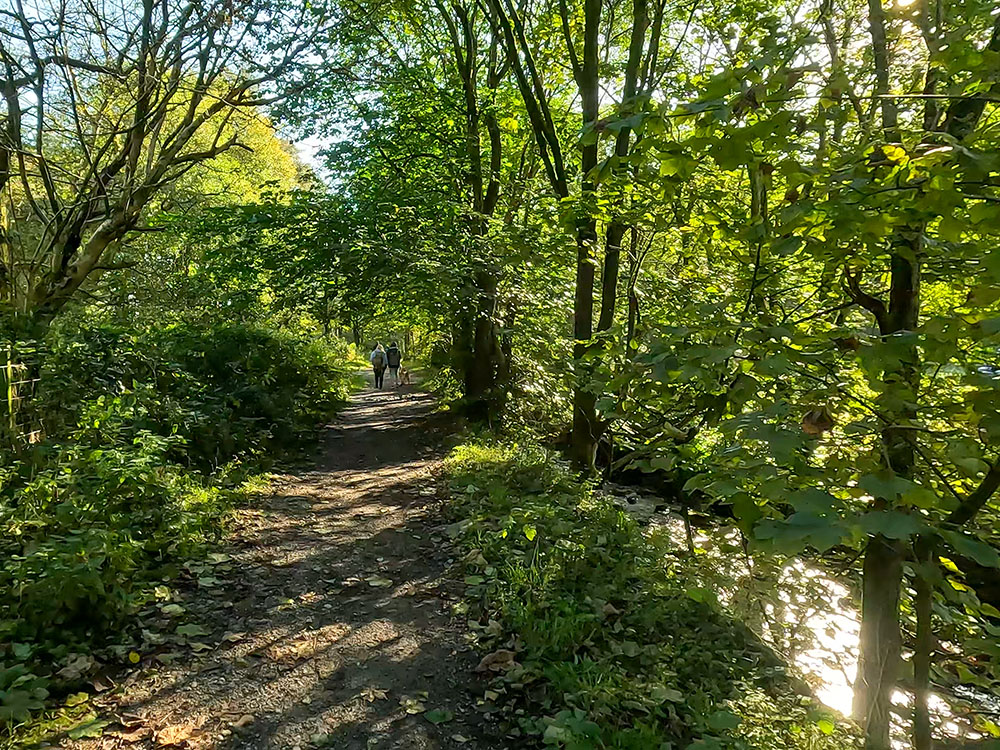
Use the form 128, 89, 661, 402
386, 341, 402, 386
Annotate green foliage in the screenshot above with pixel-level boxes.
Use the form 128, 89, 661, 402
0, 319, 355, 728
36, 319, 356, 467
444, 440, 856, 749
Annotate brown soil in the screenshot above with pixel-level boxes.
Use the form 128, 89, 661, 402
68, 376, 505, 750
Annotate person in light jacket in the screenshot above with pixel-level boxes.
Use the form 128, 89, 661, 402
370, 343, 388, 389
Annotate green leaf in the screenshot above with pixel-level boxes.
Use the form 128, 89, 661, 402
771, 236, 803, 256
67, 717, 110, 740
707, 710, 741, 731
175, 624, 209, 638
650, 685, 684, 703
857, 511, 924, 540
756, 512, 848, 552
941, 530, 1000, 568
424, 708, 454, 724
858, 470, 911, 501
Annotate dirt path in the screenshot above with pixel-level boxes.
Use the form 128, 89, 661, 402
71, 377, 503, 750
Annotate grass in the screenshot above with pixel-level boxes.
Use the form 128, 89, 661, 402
443, 439, 860, 749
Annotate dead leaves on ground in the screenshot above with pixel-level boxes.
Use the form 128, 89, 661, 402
155, 722, 203, 747
475, 649, 518, 673
106, 714, 254, 747
361, 685, 389, 702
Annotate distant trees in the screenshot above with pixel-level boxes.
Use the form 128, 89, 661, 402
0, 0, 332, 333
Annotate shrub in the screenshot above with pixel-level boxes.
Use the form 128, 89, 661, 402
0, 319, 356, 726
444, 441, 857, 749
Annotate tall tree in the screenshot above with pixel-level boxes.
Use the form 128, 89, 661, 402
0, 0, 333, 334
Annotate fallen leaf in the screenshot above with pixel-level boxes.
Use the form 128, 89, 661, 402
361, 686, 389, 702
232, 714, 254, 728
113, 726, 152, 743
366, 576, 393, 588
399, 696, 426, 714
161, 603, 186, 617
221, 631, 245, 643
90, 672, 116, 693
68, 717, 110, 740
128, 651, 141, 664
58, 653, 97, 680
475, 650, 517, 673
602, 602, 622, 617
424, 708, 454, 724
175, 623, 209, 638
451, 735, 470, 744
65, 692, 90, 707
157, 723, 199, 746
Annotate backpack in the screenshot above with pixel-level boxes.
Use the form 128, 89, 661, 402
386, 347, 401, 367
372, 350, 386, 368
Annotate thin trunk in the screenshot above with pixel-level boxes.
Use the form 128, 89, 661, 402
626, 226, 641, 346
467, 269, 499, 421
438, 2, 503, 420
854, 535, 904, 750
913, 537, 934, 750
596, 0, 647, 334
569, 0, 602, 470
851, 5, 914, 745
852, 241, 920, 750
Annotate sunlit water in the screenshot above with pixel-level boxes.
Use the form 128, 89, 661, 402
603, 490, 993, 743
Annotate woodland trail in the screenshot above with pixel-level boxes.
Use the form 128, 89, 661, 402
68, 377, 503, 750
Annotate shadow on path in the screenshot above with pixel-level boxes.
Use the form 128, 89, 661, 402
71, 376, 504, 750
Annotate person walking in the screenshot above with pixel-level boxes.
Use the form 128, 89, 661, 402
385, 341, 402, 386
370, 343, 388, 389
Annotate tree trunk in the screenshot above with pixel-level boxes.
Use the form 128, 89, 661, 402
597, 0, 646, 335
852, 239, 920, 748
854, 534, 904, 750
598, 223, 625, 333
571, 223, 599, 469
626, 227, 641, 347
913, 536, 934, 750
466, 268, 500, 421
850, 4, 922, 741
569, 0, 602, 471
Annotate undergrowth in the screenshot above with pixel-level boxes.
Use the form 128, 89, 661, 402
0, 319, 359, 739
444, 439, 859, 750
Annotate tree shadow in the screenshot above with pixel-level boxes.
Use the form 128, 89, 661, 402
67, 383, 506, 749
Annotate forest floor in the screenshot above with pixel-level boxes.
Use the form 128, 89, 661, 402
67, 374, 504, 750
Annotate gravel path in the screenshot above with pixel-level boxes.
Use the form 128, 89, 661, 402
70, 377, 503, 750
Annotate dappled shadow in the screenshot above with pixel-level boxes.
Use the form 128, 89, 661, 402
67, 377, 504, 750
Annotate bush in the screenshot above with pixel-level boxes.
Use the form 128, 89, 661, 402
0, 320, 356, 725
35, 321, 356, 467
444, 441, 858, 749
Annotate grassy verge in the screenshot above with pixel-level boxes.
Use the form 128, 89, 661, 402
443, 439, 859, 749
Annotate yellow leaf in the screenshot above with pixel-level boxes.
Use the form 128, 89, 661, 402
882, 144, 907, 164
128, 651, 141, 664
